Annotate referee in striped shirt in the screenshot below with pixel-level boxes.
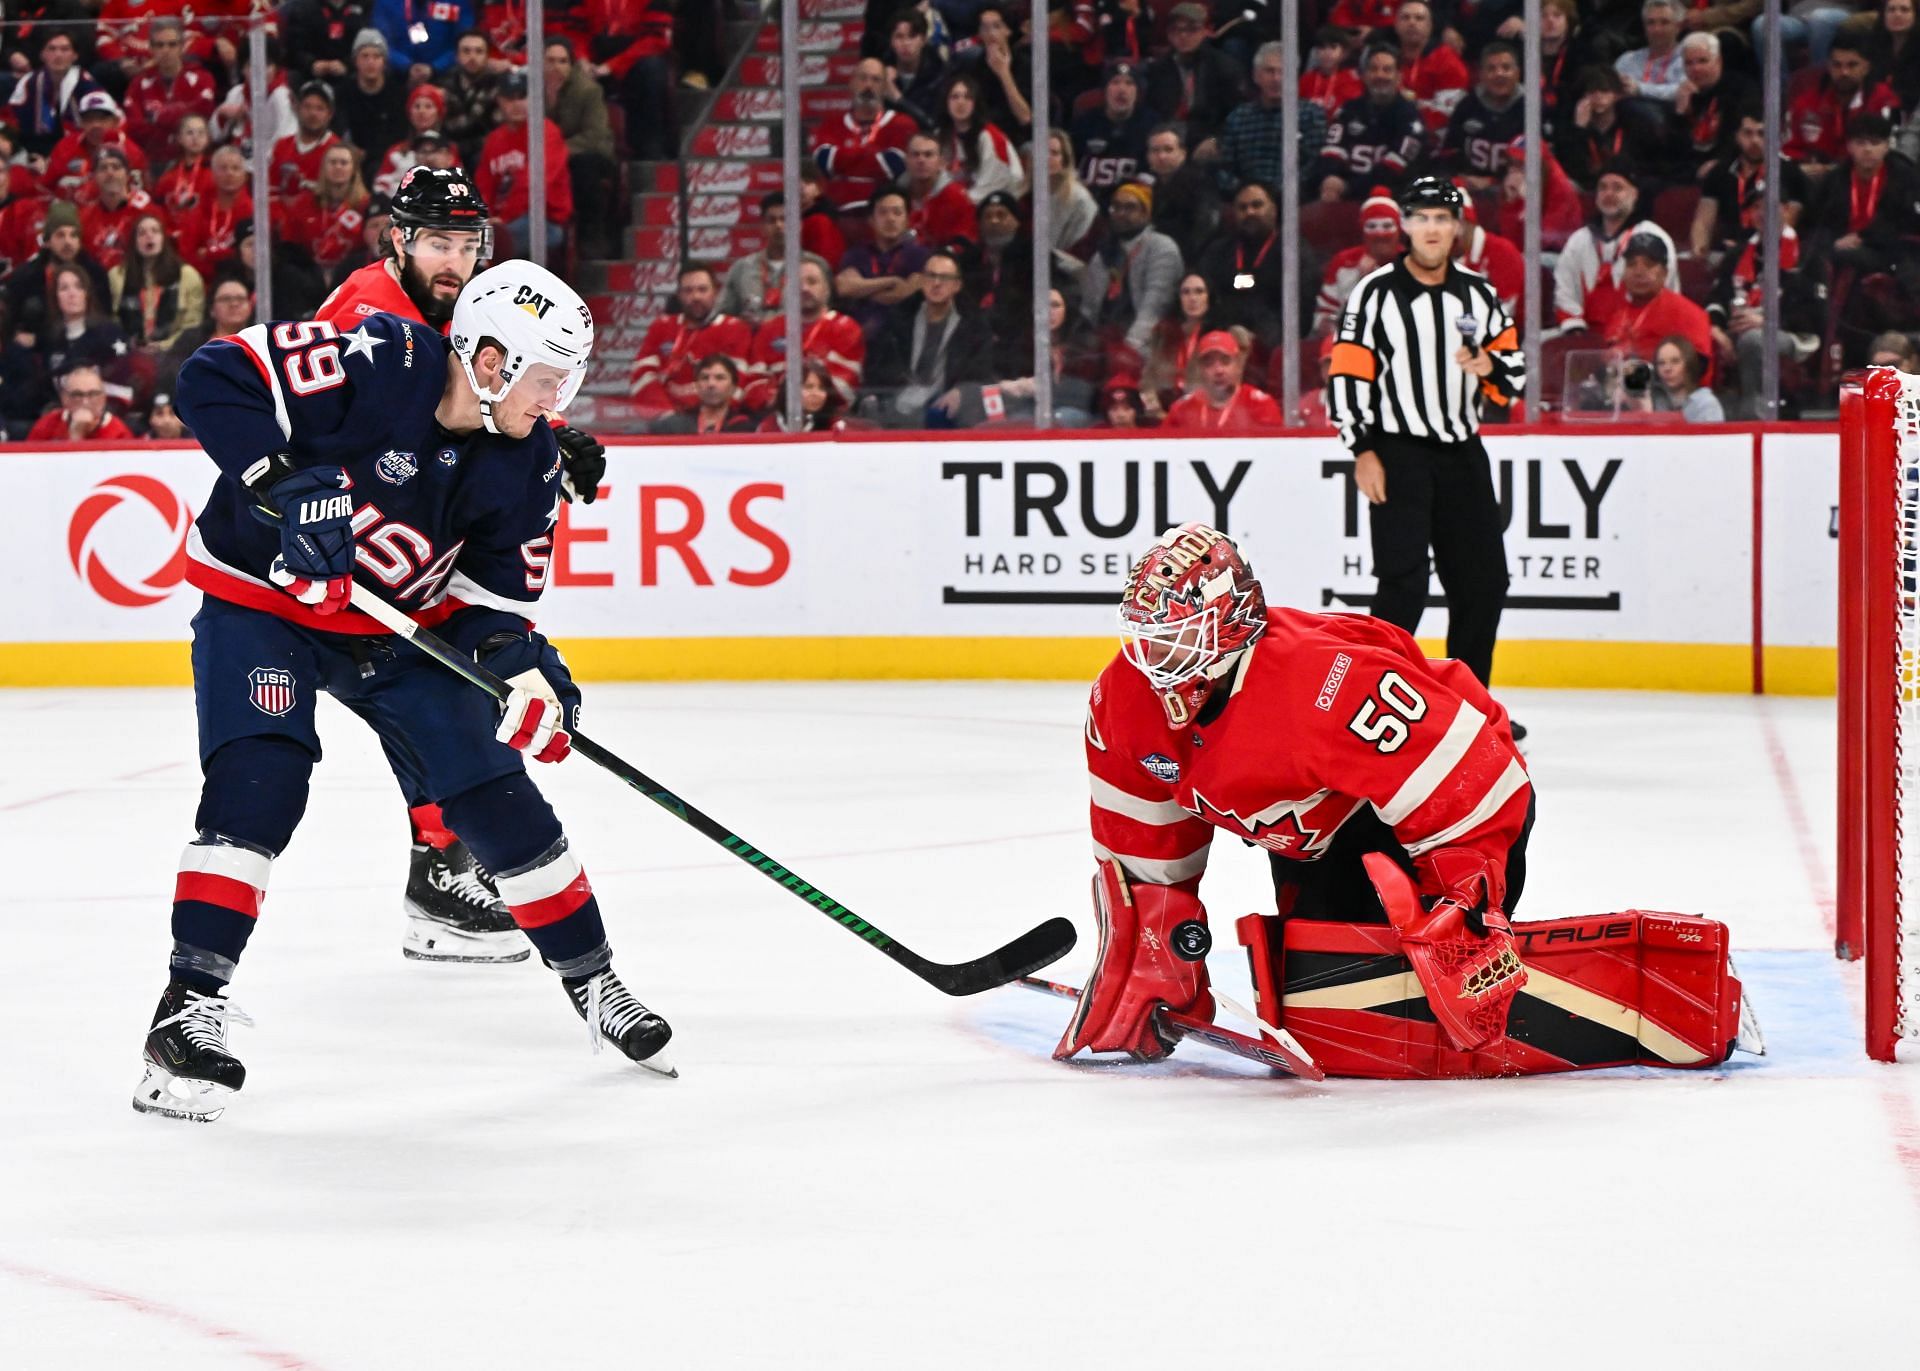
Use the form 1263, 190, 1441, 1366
1327, 175, 1524, 695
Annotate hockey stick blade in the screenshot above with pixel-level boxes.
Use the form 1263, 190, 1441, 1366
1017, 977, 1325, 1080
334, 580, 1074, 996
897, 917, 1080, 996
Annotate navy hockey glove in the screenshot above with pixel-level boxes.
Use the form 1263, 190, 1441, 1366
243, 453, 356, 615
478, 629, 581, 763
553, 424, 606, 504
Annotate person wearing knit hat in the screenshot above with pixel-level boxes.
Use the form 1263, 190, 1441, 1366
337, 23, 411, 170
9, 198, 113, 356
371, 83, 451, 197
1312, 185, 1407, 336
1083, 178, 1181, 355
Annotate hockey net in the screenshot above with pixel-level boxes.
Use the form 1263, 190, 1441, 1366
1839, 369, 1920, 1061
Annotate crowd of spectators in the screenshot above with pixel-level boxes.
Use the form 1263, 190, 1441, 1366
630, 0, 1920, 433
0, 0, 731, 440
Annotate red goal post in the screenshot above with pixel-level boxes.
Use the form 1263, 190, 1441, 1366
1839, 368, 1918, 1061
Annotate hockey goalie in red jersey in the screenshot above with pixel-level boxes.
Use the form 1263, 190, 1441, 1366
1058, 523, 1760, 1078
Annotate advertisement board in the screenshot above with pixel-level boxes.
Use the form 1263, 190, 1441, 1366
0, 430, 1827, 690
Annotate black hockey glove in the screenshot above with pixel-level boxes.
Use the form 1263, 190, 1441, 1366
553, 424, 606, 504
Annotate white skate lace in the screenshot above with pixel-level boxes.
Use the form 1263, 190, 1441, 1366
582, 973, 652, 1055
156, 992, 254, 1055
433, 860, 498, 910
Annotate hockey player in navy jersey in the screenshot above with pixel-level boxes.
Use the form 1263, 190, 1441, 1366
322, 165, 610, 968
134, 260, 671, 1123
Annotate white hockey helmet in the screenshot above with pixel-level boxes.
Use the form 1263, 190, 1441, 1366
449, 260, 595, 433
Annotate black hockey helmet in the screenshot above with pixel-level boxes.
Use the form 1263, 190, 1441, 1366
389, 165, 492, 258
1398, 175, 1466, 220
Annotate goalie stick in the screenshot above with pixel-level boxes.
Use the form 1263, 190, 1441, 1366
331, 579, 1076, 995
1018, 977, 1326, 1080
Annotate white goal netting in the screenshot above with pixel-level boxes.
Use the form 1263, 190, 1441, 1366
1892, 371, 1920, 1044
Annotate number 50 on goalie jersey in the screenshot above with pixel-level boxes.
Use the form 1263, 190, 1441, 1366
1086, 608, 1531, 901
175, 313, 565, 637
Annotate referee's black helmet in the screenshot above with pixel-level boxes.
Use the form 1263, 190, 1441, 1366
1398, 175, 1465, 219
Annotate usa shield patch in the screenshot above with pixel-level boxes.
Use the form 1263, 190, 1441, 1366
248, 667, 296, 717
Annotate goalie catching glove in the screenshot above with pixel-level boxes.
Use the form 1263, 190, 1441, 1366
242, 453, 356, 615
1055, 860, 1214, 1061
1367, 851, 1526, 1052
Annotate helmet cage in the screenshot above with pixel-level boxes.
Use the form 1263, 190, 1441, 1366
1120, 602, 1222, 691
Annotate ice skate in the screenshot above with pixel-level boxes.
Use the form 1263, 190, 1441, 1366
403, 840, 529, 963
132, 980, 252, 1123
564, 969, 676, 1077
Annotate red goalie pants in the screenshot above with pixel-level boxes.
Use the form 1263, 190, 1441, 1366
1234, 910, 1745, 1078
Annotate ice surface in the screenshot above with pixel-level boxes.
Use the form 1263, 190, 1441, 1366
3, 682, 1917, 1369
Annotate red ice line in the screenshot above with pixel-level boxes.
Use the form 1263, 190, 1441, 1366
1755, 702, 1920, 1208
0, 1257, 330, 1370
1756, 702, 1839, 944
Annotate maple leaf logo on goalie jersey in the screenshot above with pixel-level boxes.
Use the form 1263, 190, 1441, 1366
173, 312, 562, 636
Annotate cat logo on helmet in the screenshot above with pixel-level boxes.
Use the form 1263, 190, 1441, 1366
514, 284, 553, 319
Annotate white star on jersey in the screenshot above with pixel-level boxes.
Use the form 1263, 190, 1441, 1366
340, 326, 385, 364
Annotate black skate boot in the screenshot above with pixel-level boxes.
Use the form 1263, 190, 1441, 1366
132, 980, 252, 1122
564, 969, 676, 1077
403, 839, 529, 963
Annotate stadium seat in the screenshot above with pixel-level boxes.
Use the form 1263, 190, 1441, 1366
1653, 186, 1701, 242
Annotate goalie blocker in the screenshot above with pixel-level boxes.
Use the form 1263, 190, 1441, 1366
1056, 522, 1755, 1076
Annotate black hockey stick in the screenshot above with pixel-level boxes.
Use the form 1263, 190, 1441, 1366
340, 583, 1076, 995
1018, 976, 1326, 1079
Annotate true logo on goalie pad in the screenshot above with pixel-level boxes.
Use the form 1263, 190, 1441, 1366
248, 666, 296, 717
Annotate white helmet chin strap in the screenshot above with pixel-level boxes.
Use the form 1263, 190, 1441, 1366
459, 354, 512, 434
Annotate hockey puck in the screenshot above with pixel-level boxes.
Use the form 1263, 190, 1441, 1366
1170, 920, 1212, 961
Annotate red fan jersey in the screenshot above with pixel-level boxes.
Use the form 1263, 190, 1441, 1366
809, 109, 917, 211
1085, 609, 1530, 903
908, 176, 978, 249
1402, 43, 1470, 132
178, 190, 251, 278
81, 190, 160, 268
475, 117, 573, 225
1163, 384, 1285, 433
281, 193, 367, 270
46, 129, 150, 200
629, 310, 754, 419
96, 0, 186, 65
744, 310, 864, 411
0, 197, 49, 276
154, 151, 214, 220
124, 65, 218, 160
1782, 77, 1902, 165
269, 131, 339, 203
1301, 66, 1362, 119
318, 258, 431, 331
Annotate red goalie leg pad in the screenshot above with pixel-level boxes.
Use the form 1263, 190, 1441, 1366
1257, 913, 1745, 1079
1054, 861, 1214, 1062
1364, 853, 1525, 1052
